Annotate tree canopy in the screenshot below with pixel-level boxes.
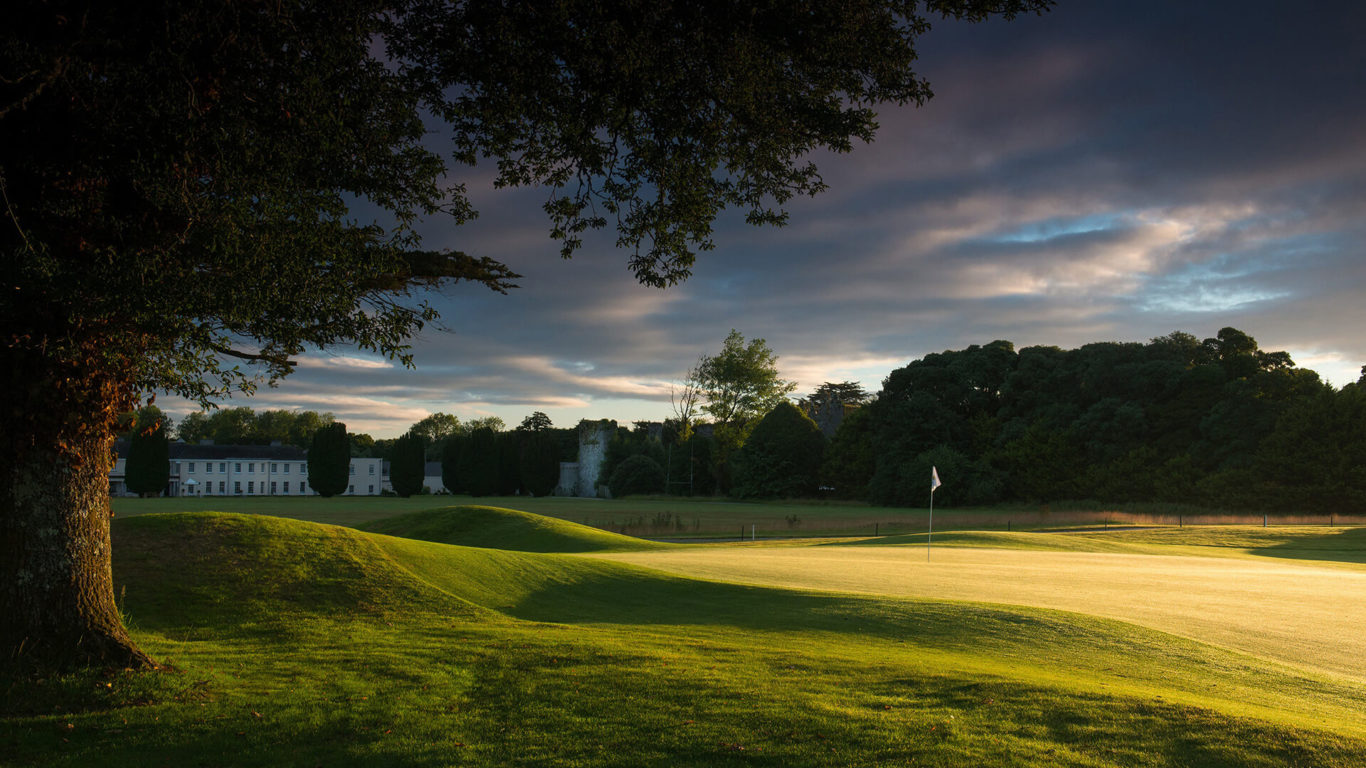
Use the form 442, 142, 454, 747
693, 330, 796, 426
1, 0, 1052, 671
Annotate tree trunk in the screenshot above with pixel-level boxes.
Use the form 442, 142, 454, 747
1, 364, 155, 672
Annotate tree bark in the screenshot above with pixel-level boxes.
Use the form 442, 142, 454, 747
1, 356, 155, 672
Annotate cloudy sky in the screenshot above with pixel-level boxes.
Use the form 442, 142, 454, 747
165, 1, 1366, 438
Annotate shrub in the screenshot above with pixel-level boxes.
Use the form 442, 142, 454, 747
608, 454, 666, 498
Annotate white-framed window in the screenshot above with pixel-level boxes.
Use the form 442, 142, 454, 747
368, 485, 374, 494
271, 463, 278, 473
234, 481, 241, 494
235, 462, 241, 473
300, 481, 307, 493
348, 484, 354, 494
219, 481, 226, 494
270, 481, 277, 494
283, 464, 290, 474
248, 481, 255, 494
248, 462, 255, 473
300, 462, 307, 474
188, 462, 196, 472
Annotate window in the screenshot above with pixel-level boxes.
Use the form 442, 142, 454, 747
368, 464, 375, 475
283, 463, 290, 474
234, 481, 241, 494
270, 481, 277, 494
248, 462, 255, 473
219, 481, 226, 494
301, 481, 307, 493
204, 484, 211, 496
348, 485, 354, 494
368, 485, 374, 494
300, 462, 307, 474
188, 462, 195, 472
248, 481, 255, 494
271, 463, 278, 473
173, 462, 180, 473
235, 462, 241, 473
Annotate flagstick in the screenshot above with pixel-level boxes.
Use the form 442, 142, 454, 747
927, 487, 934, 561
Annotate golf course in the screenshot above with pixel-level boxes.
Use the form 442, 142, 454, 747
5, 498, 1366, 766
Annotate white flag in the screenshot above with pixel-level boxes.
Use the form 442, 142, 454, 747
930, 465, 942, 492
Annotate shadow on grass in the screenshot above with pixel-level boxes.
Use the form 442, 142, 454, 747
1253, 526, 1366, 565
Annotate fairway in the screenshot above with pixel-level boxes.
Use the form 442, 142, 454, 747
598, 537, 1366, 682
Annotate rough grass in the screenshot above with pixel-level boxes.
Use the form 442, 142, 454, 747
357, 505, 670, 553
4, 512, 1366, 766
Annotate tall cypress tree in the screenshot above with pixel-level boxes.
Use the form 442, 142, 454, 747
520, 430, 562, 497
124, 418, 169, 497
440, 436, 466, 495
307, 422, 350, 497
390, 432, 427, 497
461, 427, 499, 497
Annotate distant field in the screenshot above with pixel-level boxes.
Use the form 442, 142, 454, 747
6, 506, 1366, 766
111, 494, 1366, 537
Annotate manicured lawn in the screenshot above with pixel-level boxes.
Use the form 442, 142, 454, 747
6, 507, 1365, 766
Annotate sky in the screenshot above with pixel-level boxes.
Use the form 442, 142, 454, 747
162, 0, 1366, 438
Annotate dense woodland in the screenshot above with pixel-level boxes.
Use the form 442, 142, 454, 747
829, 327, 1363, 512
601, 328, 1364, 513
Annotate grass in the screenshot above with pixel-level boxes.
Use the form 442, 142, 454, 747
5, 505, 1366, 766
111, 494, 1366, 538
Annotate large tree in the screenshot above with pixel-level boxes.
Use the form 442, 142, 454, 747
1, 0, 1051, 670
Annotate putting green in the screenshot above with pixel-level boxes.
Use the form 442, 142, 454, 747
597, 543, 1366, 682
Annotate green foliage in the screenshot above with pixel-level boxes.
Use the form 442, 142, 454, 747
694, 330, 796, 427
821, 406, 876, 499
597, 426, 667, 493
123, 414, 169, 497
494, 432, 524, 496
389, 432, 427, 498
461, 427, 499, 497
176, 407, 334, 448
519, 431, 562, 497
440, 435, 466, 494
863, 329, 1336, 508
306, 423, 350, 498
608, 454, 667, 498
516, 411, 553, 432
731, 402, 826, 499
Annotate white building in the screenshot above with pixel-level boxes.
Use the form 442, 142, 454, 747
111, 440, 387, 497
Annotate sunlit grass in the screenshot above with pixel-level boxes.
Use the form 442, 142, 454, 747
5, 509, 1366, 766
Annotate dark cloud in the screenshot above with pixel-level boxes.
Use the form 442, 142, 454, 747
165, 1, 1366, 435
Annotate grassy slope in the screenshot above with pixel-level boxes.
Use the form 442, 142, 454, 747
357, 505, 670, 553
4, 512, 1366, 767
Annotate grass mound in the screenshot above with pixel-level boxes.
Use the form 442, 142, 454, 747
357, 505, 668, 553
112, 512, 487, 637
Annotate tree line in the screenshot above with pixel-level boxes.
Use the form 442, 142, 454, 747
823, 327, 1363, 513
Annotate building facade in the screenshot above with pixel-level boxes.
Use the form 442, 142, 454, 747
110, 440, 388, 497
